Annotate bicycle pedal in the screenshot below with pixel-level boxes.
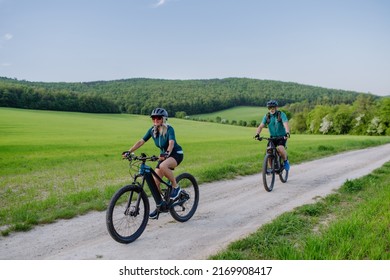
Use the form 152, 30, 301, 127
149, 212, 159, 220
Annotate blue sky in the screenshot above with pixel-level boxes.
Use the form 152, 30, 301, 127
0, 0, 389, 95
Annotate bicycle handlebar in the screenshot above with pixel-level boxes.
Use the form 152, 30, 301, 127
254, 136, 286, 141
122, 152, 159, 162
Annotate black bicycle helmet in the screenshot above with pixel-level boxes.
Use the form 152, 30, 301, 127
150, 108, 168, 118
266, 100, 278, 107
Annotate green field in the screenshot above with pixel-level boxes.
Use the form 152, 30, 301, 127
191, 106, 269, 123
1, 107, 390, 236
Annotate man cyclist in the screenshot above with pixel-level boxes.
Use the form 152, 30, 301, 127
255, 100, 290, 171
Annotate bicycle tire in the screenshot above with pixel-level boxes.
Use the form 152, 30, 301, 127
170, 173, 199, 222
278, 156, 289, 183
106, 184, 150, 244
262, 154, 275, 192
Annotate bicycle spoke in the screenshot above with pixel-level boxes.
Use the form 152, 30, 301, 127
106, 185, 149, 244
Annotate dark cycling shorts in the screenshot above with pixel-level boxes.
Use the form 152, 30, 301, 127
271, 137, 287, 147
156, 152, 184, 169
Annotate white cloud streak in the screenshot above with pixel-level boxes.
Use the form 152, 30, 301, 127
154, 0, 166, 7
4, 33, 13, 40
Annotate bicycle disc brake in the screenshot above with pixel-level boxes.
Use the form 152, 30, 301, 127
125, 206, 139, 217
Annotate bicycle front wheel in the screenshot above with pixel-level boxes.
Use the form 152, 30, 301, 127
262, 154, 275, 192
170, 173, 199, 222
279, 156, 289, 183
106, 184, 150, 244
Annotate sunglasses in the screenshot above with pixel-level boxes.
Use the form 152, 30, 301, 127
268, 106, 276, 110
151, 116, 163, 120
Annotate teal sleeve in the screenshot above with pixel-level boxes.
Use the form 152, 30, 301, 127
281, 112, 288, 122
261, 115, 267, 125
142, 127, 153, 142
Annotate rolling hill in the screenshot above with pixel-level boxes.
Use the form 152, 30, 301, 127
0, 77, 377, 115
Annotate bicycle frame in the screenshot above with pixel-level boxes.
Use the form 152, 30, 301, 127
266, 139, 282, 171
131, 154, 189, 215
135, 160, 171, 206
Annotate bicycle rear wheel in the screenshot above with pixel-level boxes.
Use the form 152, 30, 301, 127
170, 173, 199, 222
106, 184, 149, 244
262, 154, 275, 192
278, 156, 289, 183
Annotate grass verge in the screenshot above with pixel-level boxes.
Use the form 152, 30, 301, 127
210, 162, 390, 259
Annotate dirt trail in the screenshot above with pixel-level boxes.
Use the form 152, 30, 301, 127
1, 144, 390, 260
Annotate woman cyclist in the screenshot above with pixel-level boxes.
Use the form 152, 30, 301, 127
123, 108, 184, 219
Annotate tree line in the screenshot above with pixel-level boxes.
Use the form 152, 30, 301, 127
288, 95, 390, 136
0, 79, 119, 113
0, 77, 369, 116
188, 95, 390, 136
2, 76, 388, 135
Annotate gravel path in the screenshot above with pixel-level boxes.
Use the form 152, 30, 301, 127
1, 144, 390, 260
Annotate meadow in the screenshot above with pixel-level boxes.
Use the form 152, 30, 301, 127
190, 106, 269, 123
1, 107, 390, 236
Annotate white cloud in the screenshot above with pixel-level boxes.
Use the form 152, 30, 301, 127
152, 0, 179, 8
4, 33, 13, 40
154, 0, 166, 7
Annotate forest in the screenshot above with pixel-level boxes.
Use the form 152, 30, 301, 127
287, 95, 390, 136
0, 76, 367, 114
1, 76, 389, 135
